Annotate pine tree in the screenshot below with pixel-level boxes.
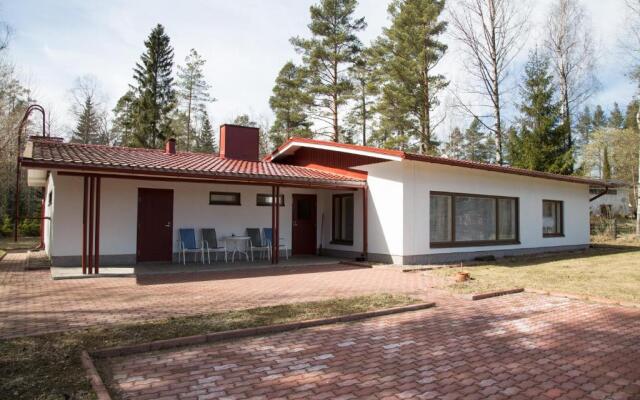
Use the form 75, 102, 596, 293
464, 118, 492, 162
511, 50, 572, 174
269, 62, 313, 148
291, 0, 366, 142
346, 52, 377, 145
70, 96, 102, 144
177, 48, 214, 151
193, 110, 216, 153
112, 90, 136, 146
592, 105, 606, 129
444, 127, 464, 159
373, 0, 447, 154
131, 24, 176, 148
624, 100, 639, 131
608, 102, 624, 129
602, 145, 612, 180
576, 106, 593, 146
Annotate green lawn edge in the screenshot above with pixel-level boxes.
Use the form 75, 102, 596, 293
0, 293, 417, 400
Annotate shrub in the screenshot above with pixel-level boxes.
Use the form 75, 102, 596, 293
18, 219, 40, 237
0, 215, 13, 237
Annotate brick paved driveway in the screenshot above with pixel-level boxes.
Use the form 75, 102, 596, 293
0, 252, 431, 339
108, 293, 640, 400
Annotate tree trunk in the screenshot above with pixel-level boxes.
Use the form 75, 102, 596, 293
186, 89, 193, 152
636, 106, 640, 237
361, 80, 367, 146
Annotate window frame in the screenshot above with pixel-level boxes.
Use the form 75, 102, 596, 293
429, 191, 520, 248
331, 193, 354, 245
542, 199, 564, 237
256, 194, 285, 207
209, 192, 241, 206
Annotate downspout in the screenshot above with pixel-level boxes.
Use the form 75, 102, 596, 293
589, 186, 609, 202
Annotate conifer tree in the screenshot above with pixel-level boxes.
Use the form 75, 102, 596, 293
177, 48, 214, 151
464, 118, 492, 162
602, 145, 612, 180
444, 126, 464, 159
194, 110, 216, 153
269, 62, 313, 147
346, 52, 377, 145
511, 50, 572, 174
373, 0, 447, 154
111, 90, 136, 146
576, 106, 593, 146
70, 96, 102, 144
608, 102, 624, 129
624, 100, 639, 131
592, 105, 606, 129
291, 0, 366, 142
130, 24, 176, 148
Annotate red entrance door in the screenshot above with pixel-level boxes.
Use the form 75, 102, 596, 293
292, 194, 317, 255
137, 188, 174, 262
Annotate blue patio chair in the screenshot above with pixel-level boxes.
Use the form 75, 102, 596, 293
246, 228, 270, 261
201, 228, 227, 263
263, 227, 289, 260
178, 228, 204, 264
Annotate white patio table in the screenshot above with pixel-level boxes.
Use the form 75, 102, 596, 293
224, 236, 251, 262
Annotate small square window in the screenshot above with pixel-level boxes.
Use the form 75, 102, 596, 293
257, 194, 285, 207
209, 192, 241, 205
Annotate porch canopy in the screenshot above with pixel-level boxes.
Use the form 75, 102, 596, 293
21, 136, 367, 274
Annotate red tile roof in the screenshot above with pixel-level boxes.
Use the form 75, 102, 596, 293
269, 137, 611, 186
22, 139, 365, 187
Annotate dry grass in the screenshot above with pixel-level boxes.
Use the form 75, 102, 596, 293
0, 293, 417, 400
0, 237, 39, 252
426, 244, 640, 303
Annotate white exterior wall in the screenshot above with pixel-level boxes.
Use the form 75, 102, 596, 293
43, 172, 54, 256
403, 161, 590, 257
359, 161, 405, 261
47, 172, 363, 261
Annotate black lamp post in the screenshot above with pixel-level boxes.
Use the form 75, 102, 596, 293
14, 104, 46, 242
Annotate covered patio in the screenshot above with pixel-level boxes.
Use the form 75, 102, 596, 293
22, 127, 369, 275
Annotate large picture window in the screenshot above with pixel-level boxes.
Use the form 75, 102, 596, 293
332, 194, 354, 245
430, 192, 519, 247
543, 200, 563, 237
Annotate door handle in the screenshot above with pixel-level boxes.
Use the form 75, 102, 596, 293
165, 222, 172, 228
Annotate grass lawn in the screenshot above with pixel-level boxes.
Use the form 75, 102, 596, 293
426, 244, 640, 303
0, 293, 416, 400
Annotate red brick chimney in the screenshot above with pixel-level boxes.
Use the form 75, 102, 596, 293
165, 138, 176, 154
219, 124, 259, 161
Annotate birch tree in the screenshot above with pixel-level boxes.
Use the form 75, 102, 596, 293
544, 0, 596, 160
624, 0, 640, 236
449, 0, 529, 164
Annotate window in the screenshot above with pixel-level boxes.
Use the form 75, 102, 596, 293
430, 192, 519, 247
332, 194, 354, 245
257, 194, 285, 207
209, 192, 241, 205
47, 191, 53, 206
543, 200, 563, 237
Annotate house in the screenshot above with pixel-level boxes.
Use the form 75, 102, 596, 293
588, 182, 631, 217
21, 124, 611, 272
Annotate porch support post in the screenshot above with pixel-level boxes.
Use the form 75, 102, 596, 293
275, 185, 280, 264
94, 176, 101, 274
271, 185, 276, 264
88, 176, 95, 274
362, 184, 368, 260
82, 176, 88, 274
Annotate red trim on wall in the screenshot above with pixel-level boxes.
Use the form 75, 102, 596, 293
88, 176, 94, 274
82, 176, 88, 275
94, 176, 101, 274
363, 185, 368, 258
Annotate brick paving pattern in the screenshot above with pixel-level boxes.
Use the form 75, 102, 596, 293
0, 252, 432, 339
108, 293, 640, 400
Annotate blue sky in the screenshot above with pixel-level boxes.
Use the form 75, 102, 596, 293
3, 0, 638, 141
